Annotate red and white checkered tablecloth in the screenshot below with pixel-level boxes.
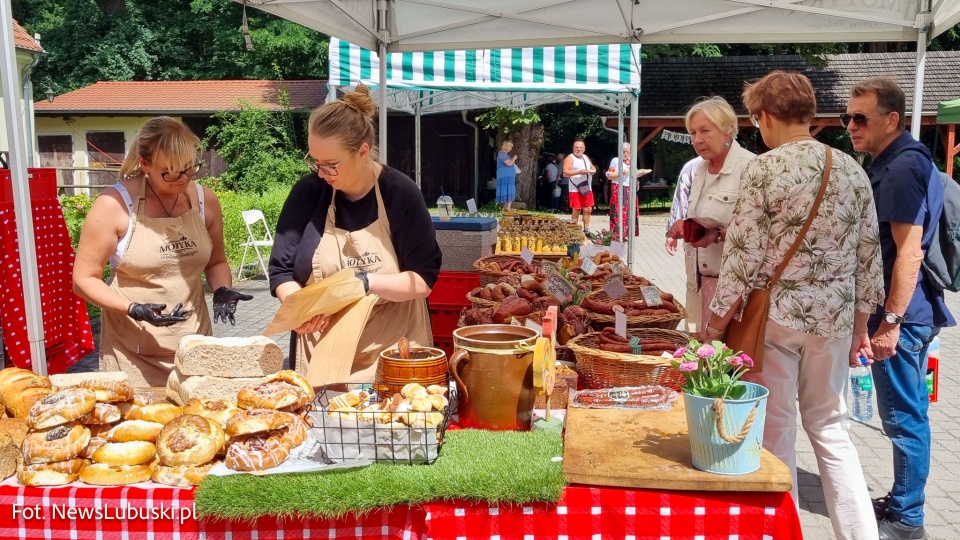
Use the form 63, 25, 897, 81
0, 483, 801, 540
0, 200, 94, 372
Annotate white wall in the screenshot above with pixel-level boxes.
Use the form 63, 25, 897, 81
0, 48, 38, 160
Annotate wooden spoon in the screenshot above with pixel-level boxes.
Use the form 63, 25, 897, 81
398, 336, 411, 359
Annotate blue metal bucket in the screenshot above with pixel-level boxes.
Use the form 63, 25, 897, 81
682, 382, 768, 475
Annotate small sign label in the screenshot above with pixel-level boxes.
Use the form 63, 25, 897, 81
614, 308, 627, 338
611, 262, 621, 276
525, 318, 543, 335
511, 317, 523, 326
579, 245, 606, 259
609, 241, 626, 258
541, 261, 559, 275
466, 198, 477, 214
581, 258, 598, 276
640, 286, 663, 307
607, 389, 630, 404
543, 273, 575, 304
603, 275, 629, 300
521, 247, 534, 264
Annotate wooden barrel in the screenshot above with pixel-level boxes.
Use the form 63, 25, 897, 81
374, 346, 449, 398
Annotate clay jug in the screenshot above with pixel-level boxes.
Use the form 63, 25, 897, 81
450, 325, 539, 431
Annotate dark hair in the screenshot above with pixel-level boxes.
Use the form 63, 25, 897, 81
742, 70, 817, 125
851, 77, 906, 131
308, 84, 379, 159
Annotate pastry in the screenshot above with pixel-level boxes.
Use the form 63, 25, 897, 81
92, 441, 156, 466
27, 388, 97, 429
237, 381, 305, 410
125, 403, 182, 424
77, 403, 122, 425
18, 458, 88, 486
156, 415, 225, 467
106, 420, 165, 443
224, 431, 290, 471
22, 423, 91, 464
225, 409, 292, 437
182, 398, 238, 428
151, 460, 219, 487
79, 380, 134, 403
79, 463, 151, 486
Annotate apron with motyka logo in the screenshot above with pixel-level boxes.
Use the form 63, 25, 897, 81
297, 178, 432, 386
100, 176, 213, 388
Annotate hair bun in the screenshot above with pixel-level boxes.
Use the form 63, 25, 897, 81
342, 85, 377, 118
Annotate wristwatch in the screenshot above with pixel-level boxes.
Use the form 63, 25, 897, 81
883, 311, 905, 325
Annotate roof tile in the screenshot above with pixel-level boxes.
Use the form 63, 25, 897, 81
13, 19, 44, 53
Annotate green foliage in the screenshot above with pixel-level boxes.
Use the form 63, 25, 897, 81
14, 0, 329, 100
214, 183, 292, 269
59, 193, 95, 249
476, 108, 541, 133
671, 340, 753, 400
204, 92, 309, 193
539, 103, 617, 159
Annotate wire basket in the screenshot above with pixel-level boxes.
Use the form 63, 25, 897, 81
309, 383, 452, 465
567, 328, 689, 391
580, 288, 687, 330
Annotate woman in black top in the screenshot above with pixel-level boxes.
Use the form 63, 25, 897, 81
269, 85, 442, 384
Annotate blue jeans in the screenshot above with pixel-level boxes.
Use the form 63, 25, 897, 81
869, 323, 939, 527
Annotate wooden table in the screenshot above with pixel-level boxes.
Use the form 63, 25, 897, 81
563, 397, 793, 492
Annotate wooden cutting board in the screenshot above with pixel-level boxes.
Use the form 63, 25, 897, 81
563, 398, 792, 492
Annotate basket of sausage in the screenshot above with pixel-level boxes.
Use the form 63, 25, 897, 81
579, 288, 686, 330
458, 293, 560, 328
473, 255, 541, 286
567, 328, 689, 391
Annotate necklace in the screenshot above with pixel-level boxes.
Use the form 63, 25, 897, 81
147, 180, 179, 217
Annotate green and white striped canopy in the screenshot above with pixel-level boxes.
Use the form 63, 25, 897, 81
329, 38, 641, 94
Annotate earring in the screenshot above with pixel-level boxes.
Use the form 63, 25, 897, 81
724, 142, 730, 147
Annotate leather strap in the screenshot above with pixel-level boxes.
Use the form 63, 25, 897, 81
767, 144, 832, 288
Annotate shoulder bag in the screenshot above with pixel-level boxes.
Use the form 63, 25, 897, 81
724, 144, 832, 373
573, 156, 593, 195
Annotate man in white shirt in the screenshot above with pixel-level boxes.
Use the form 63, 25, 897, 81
563, 140, 596, 232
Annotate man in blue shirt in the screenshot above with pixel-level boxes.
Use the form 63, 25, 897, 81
846, 78, 955, 540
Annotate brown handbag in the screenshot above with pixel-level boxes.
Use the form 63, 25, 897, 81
724, 145, 832, 373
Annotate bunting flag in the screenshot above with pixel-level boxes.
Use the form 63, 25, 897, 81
661, 129, 692, 144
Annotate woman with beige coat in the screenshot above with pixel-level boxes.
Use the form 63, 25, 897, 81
665, 97, 754, 331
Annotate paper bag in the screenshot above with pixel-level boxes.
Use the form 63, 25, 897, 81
263, 269, 365, 336
304, 295, 379, 387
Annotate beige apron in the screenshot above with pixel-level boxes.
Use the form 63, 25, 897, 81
100, 176, 213, 388
297, 178, 432, 386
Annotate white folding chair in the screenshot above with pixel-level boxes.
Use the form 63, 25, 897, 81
236, 209, 275, 281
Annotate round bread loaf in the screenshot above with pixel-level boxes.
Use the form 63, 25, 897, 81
3, 375, 53, 419
106, 420, 164, 443
0, 418, 29, 446
27, 388, 97, 429
22, 423, 91, 464
183, 398, 238, 427
156, 415, 225, 467
79, 463, 151, 486
125, 403, 181, 424
18, 458, 88, 486
78, 403, 122, 425
225, 409, 292, 437
92, 441, 156, 466
151, 460, 219, 487
79, 380, 134, 403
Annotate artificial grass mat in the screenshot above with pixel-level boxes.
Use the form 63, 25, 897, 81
195, 429, 565, 521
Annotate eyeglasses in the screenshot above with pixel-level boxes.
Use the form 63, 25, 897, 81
840, 112, 886, 128
160, 162, 203, 182
750, 114, 760, 128
303, 148, 358, 176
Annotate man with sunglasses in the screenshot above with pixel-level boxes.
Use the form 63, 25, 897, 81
846, 78, 954, 540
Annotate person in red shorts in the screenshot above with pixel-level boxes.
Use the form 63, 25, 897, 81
563, 140, 597, 233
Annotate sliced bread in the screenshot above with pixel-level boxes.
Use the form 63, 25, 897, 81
174, 335, 284, 378
166, 369, 263, 406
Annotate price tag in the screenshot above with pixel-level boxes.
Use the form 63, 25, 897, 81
579, 245, 605, 259
640, 286, 663, 307
541, 261, 559, 275
543, 273, 575, 304
614, 306, 627, 338
610, 262, 621, 276
609, 241, 626, 258
466, 198, 477, 214
521, 247, 534, 264
603, 274, 629, 300
581, 258, 598, 276
525, 317, 543, 335
510, 317, 523, 326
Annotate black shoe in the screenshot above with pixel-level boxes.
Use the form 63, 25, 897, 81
874, 492, 892, 521
878, 518, 926, 540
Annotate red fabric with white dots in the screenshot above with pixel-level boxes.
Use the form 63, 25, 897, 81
0, 200, 94, 372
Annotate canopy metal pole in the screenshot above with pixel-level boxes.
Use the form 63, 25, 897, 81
910, 25, 928, 140
377, 0, 388, 163
627, 93, 639, 270
0, 0, 47, 374
617, 102, 625, 243
414, 96, 422, 188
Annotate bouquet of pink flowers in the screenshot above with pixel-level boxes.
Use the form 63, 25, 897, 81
670, 339, 754, 400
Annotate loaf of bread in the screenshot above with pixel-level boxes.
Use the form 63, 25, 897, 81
0, 418, 29, 446
166, 369, 263, 406
50, 371, 129, 389
0, 429, 21, 480
1, 372, 52, 419
175, 335, 284, 378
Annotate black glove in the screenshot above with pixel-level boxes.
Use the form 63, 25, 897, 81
213, 287, 254, 325
355, 271, 370, 294
128, 302, 190, 327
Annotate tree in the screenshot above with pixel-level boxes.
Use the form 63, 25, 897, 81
476, 108, 544, 207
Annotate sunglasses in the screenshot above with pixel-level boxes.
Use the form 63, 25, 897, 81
160, 162, 203, 182
840, 112, 887, 128
303, 148, 358, 176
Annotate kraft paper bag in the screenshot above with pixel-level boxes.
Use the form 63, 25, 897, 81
304, 295, 378, 387
263, 269, 365, 336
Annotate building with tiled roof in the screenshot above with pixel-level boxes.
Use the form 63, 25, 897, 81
1, 20, 46, 165
12, 19, 44, 53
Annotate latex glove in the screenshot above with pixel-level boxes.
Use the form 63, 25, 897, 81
128, 302, 190, 327
213, 287, 254, 325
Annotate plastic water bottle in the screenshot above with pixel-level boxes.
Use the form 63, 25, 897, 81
850, 356, 874, 422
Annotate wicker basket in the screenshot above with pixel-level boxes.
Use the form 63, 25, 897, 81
457, 308, 538, 328
580, 288, 687, 330
567, 328, 689, 390
466, 291, 497, 308
473, 255, 539, 286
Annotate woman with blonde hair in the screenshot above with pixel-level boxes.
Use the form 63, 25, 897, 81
666, 96, 754, 332
73, 116, 247, 388
269, 85, 441, 383
707, 71, 884, 540
606, 142, 651, 241
496, 141, 519, 211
